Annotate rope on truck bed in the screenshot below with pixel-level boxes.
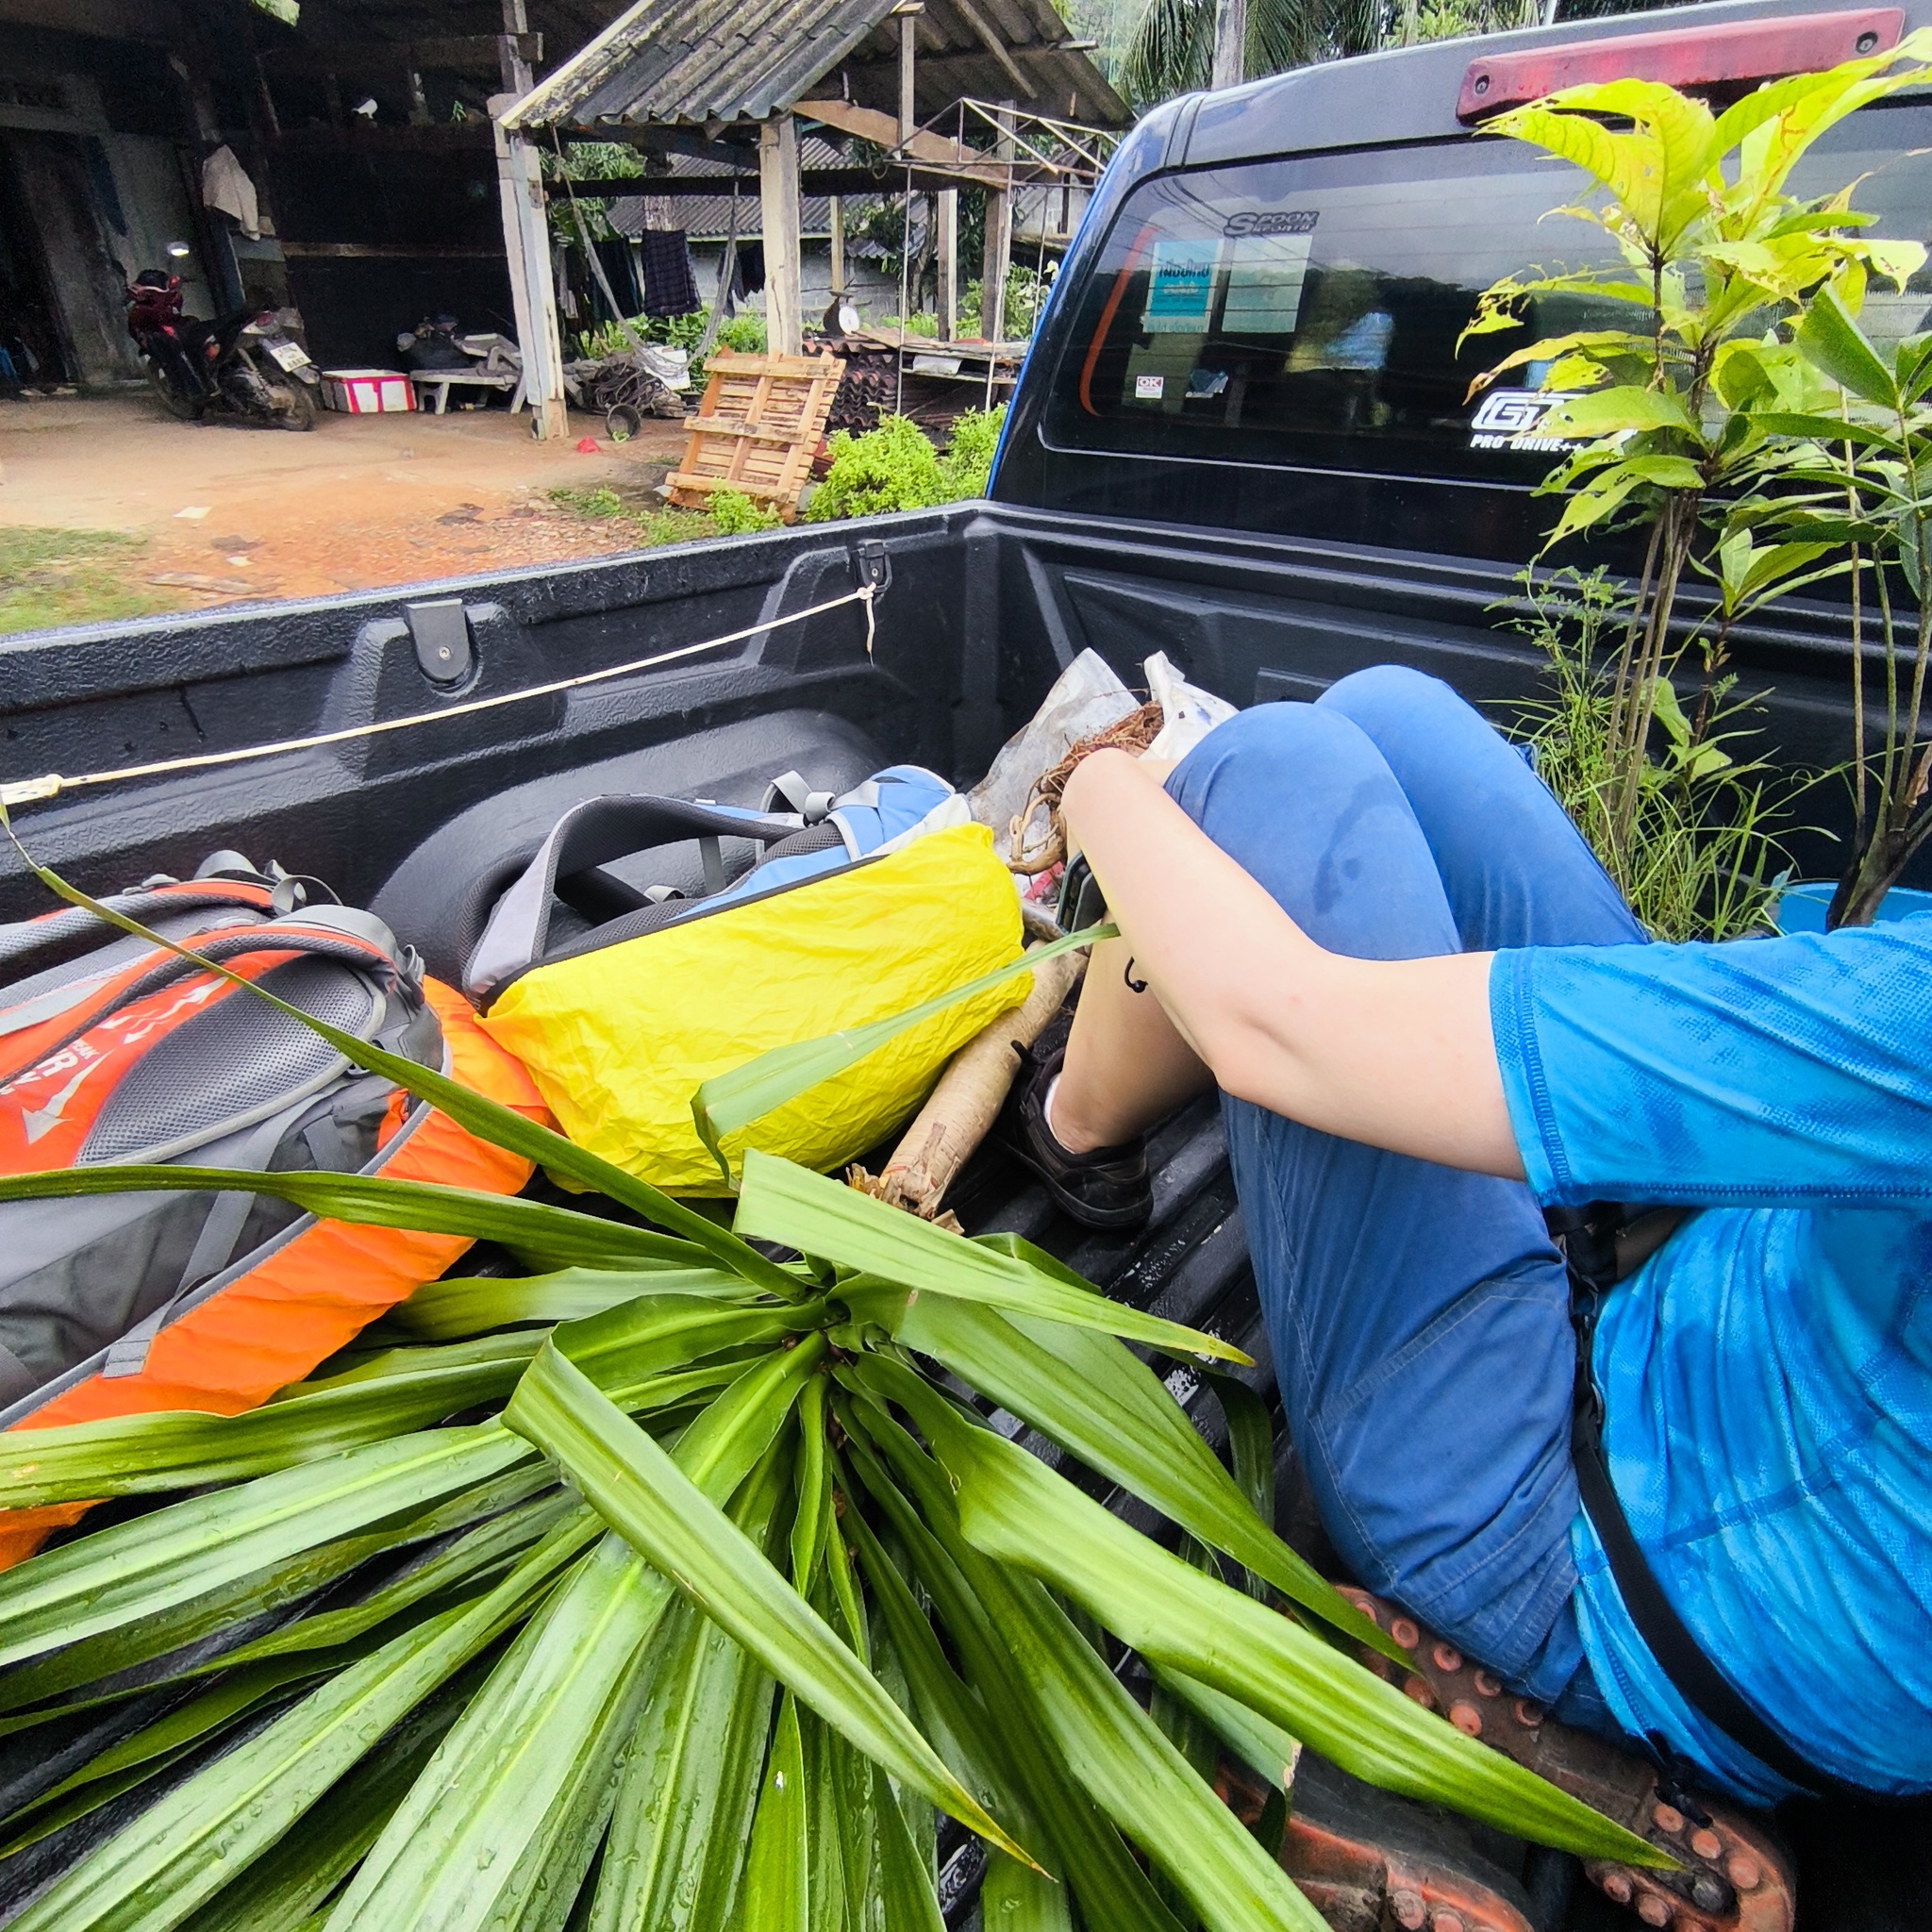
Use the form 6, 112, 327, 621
0, 582, 878, 812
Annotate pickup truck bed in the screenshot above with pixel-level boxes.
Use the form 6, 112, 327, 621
2, 0, 1927, 1923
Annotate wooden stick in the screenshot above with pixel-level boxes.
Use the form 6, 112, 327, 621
878, 944, 1086, 1218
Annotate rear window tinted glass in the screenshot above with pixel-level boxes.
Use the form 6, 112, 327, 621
1044, 106, 1932, 484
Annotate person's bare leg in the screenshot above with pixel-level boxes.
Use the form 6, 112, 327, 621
1049, 939, 1212, 1154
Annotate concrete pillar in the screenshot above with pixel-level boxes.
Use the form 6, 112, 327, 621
490, 95, 569, 440
936, 189, 957, 341
758, 114, 803, 357
897, 5, 920, 142
829, 195, 845, 297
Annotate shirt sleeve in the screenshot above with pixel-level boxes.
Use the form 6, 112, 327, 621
1487, 914, 1932, 1208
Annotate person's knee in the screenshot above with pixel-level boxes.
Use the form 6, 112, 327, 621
1320, 663, 1470, 741
1165, 700, 1377, 841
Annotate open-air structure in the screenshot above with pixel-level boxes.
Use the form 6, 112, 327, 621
498, 0, 1128, 435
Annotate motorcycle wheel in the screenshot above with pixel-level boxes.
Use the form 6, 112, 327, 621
605, 404, 642, 443
270, 383, 315, 432
147, 359, 202, 422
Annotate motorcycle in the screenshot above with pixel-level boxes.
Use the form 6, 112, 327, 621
125, 271, 320, 431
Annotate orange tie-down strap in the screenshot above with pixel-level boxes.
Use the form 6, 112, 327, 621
0, 977, 547, 1571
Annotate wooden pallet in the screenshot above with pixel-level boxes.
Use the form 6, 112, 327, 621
666, 350, 845, 524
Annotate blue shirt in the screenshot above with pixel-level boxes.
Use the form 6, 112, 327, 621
1490, 917, 1932, 1802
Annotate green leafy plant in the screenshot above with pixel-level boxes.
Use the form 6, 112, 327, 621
0, 855, 1664, 1932
1740, 290, 1932, 924
1503, 570, 1806, 940
1465, 37, 1932, 890
806, 415, 950, 521
708, 487, 783, 537
961, 267, 1054, 340
806, 411, 1008, 523
575, 308, 764, 384
939, 406, 1008, 499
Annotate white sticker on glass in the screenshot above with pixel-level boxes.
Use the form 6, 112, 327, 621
1135, 374, 1166, 399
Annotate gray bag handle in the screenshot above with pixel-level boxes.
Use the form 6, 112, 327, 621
462, 794, 796, 1006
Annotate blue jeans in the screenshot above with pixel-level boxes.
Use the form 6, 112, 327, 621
1166, 666, 1642, 1712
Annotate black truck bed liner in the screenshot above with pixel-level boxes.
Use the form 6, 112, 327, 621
0, 494, 1918, 1930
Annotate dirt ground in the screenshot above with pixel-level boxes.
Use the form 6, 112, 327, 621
0, 391, 690, 618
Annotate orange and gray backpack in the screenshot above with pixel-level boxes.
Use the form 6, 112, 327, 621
0, 852, 543, 1565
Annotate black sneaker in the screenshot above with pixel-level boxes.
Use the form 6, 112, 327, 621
992, 1015, 1152, 1232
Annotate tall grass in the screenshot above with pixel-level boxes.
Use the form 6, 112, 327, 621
1503, 571, 1811, 941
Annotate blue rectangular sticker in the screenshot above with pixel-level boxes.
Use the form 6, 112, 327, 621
1143, 241, 1217, 333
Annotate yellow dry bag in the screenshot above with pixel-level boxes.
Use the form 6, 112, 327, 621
464, 777, 1024, 1191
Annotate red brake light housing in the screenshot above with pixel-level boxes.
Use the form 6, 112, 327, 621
1458, 8, 1904, 120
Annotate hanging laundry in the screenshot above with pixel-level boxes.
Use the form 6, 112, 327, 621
201, 145, 261, 242
638, 230, 699, 317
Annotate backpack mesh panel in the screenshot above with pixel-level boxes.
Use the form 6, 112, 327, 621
78, 958, 377, 1166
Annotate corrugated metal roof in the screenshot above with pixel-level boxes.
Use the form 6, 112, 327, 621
507, 0, 889, 126
507, 0, 1125, 129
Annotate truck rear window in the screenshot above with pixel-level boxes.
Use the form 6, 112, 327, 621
1044, 108, 1932, 485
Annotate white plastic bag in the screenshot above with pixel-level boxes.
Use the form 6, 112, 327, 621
1143, 651, 1237, 763
966, 649, 1137, 841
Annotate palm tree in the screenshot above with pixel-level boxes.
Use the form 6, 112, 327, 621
1118, 0, 1547, 109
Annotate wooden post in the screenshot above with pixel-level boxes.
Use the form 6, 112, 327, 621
491, 94, 569, 441
897, 5, 920, 143
936, 188, 957, 341
829, 194, 845, 297
980, 100, 1013, 341
498, 0, 534, 92
759, 114, 803, 357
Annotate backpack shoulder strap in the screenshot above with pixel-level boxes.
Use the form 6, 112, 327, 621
462, 794, 795, 1004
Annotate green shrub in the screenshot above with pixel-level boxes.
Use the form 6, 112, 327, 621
574, 308, 763, 378
805, 409, 1009, 522
805, 415, 947, 521
708, 487, 781, 536
938, 407, 1006, 500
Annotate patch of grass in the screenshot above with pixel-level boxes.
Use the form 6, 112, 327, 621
547, 486, 777, 548
0, 526, 182, 636
547, 485, 629, 519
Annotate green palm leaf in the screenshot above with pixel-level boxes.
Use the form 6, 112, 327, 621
503, 1339, 1037, 1870
0, 1424, 537, 1669
393, 1263, 759, 1341
909, 1376, 1667, 1866
973, 1551, 1330, 1932
838, 1403, 1189, 1932
741, 1691, 811, 1931
1, 1512, 596, 1932
0, 1164, 694, 1270
690, 924, 1110, 1182
0, 1346, 539, 1507
334, 1343, 814, 1931
737, 1152, 1248, 1363
850, 1287, 1401, 1659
